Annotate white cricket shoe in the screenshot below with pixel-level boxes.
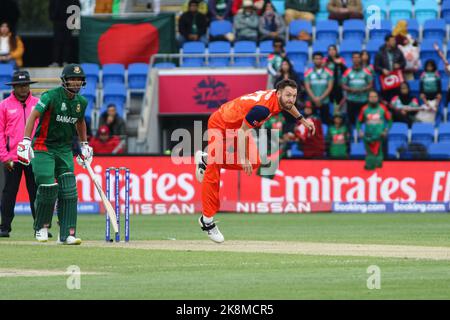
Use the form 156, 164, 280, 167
195, 150, 208, 183
57, 235, 82, 245
35, 228, 48, 242
198, 216, 224, 243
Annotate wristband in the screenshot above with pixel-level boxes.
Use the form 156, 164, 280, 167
296, 114, 304, 121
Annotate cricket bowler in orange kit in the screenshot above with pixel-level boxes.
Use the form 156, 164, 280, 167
195, 79, 315, 243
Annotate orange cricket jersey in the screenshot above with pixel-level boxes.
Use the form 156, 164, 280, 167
215, 90, 281, 129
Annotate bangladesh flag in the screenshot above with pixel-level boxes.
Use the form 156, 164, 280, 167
79, 13, 176, 66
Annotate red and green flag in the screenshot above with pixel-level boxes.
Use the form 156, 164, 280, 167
79, 13, 176, 67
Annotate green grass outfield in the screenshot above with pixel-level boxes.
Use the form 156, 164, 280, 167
1, 213, 450, 299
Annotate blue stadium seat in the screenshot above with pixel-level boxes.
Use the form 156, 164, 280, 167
369, 20, 391, 41
289, 20, 312, 39
290, 143, 304, 158
388, 122, 409, 144
420, 40, 443, 67
127, 63, 148, 90
153, 62, 176, 69
350, 142, 366, 159
411, 123, 435, 145
406, 19, 419, 40
438, 122, 450, 142
315, 20, 339, 42
209, 20, 233, 40
312, 40, 336, 56
181, 41, 206, 67
414, 0, 439, 26
423, 19, 447, 42
389, 0, 413, 26
319, 0, 328, 11
102, 83, 127, 117
234, 41, 257, 67
208, 41, 231, 67
80, 63, 100, 86
339, 40, 362, 65
428, 142, 450, 159
408, 79, 420, 98
80, 82, 97, 120
102, 63, 125, 86
285, 41, 308, 72
442, 0, 450, 24
316, 12, 329, 21
387, 139, 405, 159
259, 40, 273, 67
322, 124, 328, 137
366, 39, 384, 62
272, 0, 285, 15
342, 19, 366, 42
0, 64, 13, 91
364, 0, 388, 21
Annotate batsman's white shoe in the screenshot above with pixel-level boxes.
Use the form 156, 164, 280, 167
195, 150, 208, 183
57, 235, 82, 245
199, 216, 224, 243
35, 228, 48, 242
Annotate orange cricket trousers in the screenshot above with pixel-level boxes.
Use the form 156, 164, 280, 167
202, 111, 261, 218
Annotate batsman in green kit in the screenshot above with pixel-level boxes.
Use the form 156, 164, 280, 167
17, 64, 93, 245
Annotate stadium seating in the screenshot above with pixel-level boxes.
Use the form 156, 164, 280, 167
234, 41, 257, 67
408, 79, 420, 98
0, 64, 13, 91
388, 122, 409, 144
414, 0, 439, 26
259, 40, 273, 67
102, 83, 127, 117
389, 0, 413, 26
387, 140, 405, 159
411, 123, 435, 145
369, 20, 392, 41
350, 142, 366, 159
422, 19, 447, 42
290, 143, 304, 158
127, 63, 149, 90
438, 122, 450, 142
315, 20, 340, 42
366, 39, 384, 63
181, 41, 206, 67
322, 124, 328, 137
153, 62, 176, 69
285, 40, 309, 69
364, 0, 388, 21
420, 40, 443, 67
442, 0, 450, 24
81, 63, 100, 86
272, 0, 285, 15
342, 19, 366, 42
339, 40, 362, 65
312, 40, 335, 56
288, 20, 312, 39
102, 63, 125, 86
80, 82, 97, 121
208, 41, 231, 67
428, 142, 450, 159
406, 19, 420, 40
209, 20, 233, 40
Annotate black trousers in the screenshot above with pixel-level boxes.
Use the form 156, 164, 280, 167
0, 163, 37, 232
52, 21, 72, 64
347, 101, 367, 127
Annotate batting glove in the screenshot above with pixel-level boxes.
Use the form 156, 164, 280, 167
77, 141, 93, 167
17, 137, 34, 166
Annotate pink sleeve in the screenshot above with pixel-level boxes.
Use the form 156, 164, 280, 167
0, 103, 9, 162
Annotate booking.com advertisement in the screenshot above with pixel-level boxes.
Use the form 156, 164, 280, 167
14, 157, 450, 214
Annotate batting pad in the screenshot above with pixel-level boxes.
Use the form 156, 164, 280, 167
33, 183, 59, 231
57, 173, 78, 241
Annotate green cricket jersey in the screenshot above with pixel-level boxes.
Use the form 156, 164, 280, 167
342, 67, 373, 103
327, 125, 348, 158
356, 103, 392, 139
420, 71, 441, 99
304, 67, 333, 104
33, 86, 87, 151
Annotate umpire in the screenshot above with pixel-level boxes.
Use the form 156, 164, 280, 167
0, 71, 38, 237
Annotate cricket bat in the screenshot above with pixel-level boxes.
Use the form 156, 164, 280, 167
85, 162, 119, 233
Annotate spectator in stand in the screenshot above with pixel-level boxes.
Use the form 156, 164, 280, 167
284, 0, 318, 24
327, 112, 349, 159
0, 22, 24, 68
341, 52, 373, 127
416, 59, 441, 124
434, 42, 450, 105
208, 0, 233, 21
0, 0, 20, 34
267, 37, 286, 86
259, 1, 286, 41
390, 82, 420, 126
178, 0, 208, 47
89, 125, 124, 154
234, 0, 259, 41
374, 34, 406, 104
327, 0, 363, 24
49, 0, 81, 67
392, 20, 410, 47
182, 0, 208, 15
232, 0, 265, 16
324, 45, 347, 108
295, 101, 325, 158
98, 104, 126, 137
304, 52, 334, 125
357, 90, 392, 170
394, 21, 420, 81
361, 50, 376, 79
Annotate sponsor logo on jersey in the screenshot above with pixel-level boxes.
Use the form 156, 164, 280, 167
56, 114, 78, 124
61, 102, 67, 111
76, 104, 81, 113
